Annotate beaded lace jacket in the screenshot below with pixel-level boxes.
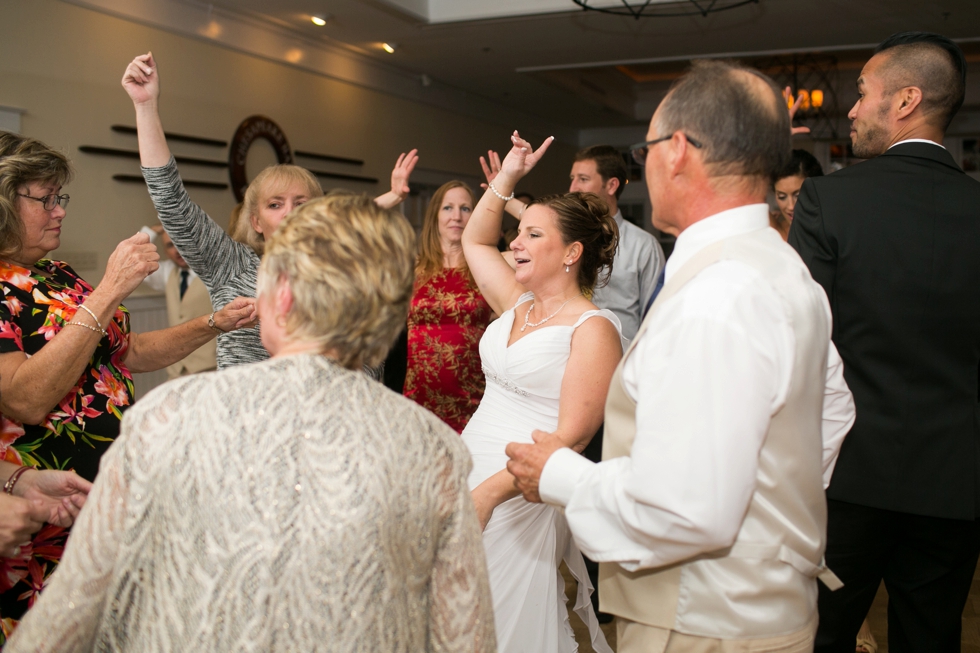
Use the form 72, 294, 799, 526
7, 354, 496, 653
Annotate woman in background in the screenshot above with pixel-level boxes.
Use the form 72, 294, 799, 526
404, 181, 491, 433
770, 148, 824, 240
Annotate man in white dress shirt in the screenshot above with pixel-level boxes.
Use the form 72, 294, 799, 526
507, 60, 856, 652
569, 145, 664, 343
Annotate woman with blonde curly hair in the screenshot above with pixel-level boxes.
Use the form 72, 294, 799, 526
403, 180, 491, 432
7, 194, 496, 653
460, 131, 622, 653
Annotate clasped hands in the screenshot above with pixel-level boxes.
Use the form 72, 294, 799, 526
505, 429, 566, 504
0, 469, 91, 558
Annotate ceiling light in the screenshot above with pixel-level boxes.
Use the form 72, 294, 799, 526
311, 15, 327, 26
382, 43, 397, 54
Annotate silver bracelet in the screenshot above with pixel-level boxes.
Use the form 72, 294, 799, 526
488, 182, 515, 202
76, 303, 106, 335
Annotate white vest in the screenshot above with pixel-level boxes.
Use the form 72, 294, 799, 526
165, 268, 216, 379
599, 228, 841, 638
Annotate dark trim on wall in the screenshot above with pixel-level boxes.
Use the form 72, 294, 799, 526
295, 150, 364, 166
111, 125, 227, 148
112, 174, 229, 190
80, 146, 228, 168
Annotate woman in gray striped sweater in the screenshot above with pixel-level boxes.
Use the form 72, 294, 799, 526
123, 52, 418, 369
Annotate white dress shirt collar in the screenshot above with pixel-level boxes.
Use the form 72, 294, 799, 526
665, 203, 769, 283
611, 209, 624, 229
889, 138, 946, 150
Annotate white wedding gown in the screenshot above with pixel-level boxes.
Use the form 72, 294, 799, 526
462, 293, 617, 653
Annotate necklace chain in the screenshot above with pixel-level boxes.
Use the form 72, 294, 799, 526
521, 294, 581, 332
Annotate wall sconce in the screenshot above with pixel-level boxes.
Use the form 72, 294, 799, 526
787, 88, 824, 111
382, 43, 397, 54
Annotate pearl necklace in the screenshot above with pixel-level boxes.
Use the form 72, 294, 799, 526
521, 294, 581, 332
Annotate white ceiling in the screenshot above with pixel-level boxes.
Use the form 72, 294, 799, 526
376, 0, 664, 23
64, 0, 980, 139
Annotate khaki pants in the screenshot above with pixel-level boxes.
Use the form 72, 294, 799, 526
616, 617, 817, 653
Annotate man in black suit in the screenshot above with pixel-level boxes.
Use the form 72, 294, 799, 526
790, 32, 980, 652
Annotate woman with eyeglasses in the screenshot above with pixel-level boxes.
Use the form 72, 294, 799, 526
0, 131, 257, 642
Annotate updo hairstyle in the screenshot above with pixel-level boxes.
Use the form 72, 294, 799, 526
257, 193, 416, 369
773, 149, 824, 183
532, 192, 618, 294
0, 131, 73, 260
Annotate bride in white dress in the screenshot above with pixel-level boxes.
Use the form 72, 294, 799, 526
461, 131, 623, 653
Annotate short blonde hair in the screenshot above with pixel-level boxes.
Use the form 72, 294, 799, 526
257, 193, 416, 369
237, 164, 323, 255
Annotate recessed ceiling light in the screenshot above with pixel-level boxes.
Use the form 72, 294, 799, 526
382, 42, 397, 54
311, 15, 327, 26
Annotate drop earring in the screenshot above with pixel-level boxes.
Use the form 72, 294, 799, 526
565, 264, 570, 273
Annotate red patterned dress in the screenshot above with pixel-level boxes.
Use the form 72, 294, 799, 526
0, 259, 133, 646
404, 268, 491, 433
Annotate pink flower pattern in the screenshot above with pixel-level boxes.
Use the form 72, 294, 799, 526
0, 259, 133, 642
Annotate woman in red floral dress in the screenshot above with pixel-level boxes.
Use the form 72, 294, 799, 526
0, 132, 256, 644
404, 181, 491, 433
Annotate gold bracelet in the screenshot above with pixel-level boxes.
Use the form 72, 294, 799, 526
207, 312, 225, 334
3, 466, 30, 495
66, 321, 105, 336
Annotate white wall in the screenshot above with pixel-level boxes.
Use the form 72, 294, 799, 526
0, 0, 576, 288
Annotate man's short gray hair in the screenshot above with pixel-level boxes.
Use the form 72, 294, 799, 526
655, 60, 791, 181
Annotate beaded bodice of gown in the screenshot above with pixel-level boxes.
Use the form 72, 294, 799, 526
6, 355, 496, 653
465, 292, 621, 487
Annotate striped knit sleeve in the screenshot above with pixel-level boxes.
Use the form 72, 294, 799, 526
141, 158, 254, 291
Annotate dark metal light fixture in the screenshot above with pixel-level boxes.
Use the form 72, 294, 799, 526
571, 0, 760, 19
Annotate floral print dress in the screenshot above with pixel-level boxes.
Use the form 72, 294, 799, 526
404, 268, 491, 433
0, 259, 133, 645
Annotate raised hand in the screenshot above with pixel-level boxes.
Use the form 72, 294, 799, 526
101, 232, 160, 303
18, 469, 91, 528
783, 86, 812, 136
390, 149, 419, 199
478, 150, 502, 190
213, 297, 258, 332
122, 52, 160, 106
375, 149, 419, 210
496, 131, 554, 188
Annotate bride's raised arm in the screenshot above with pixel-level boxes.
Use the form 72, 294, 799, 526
462, 131, 553, 316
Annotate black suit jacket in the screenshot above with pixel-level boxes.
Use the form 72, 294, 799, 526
789, 142, 980, 520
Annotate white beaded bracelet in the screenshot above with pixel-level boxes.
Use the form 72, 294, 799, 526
488, 182, 515, 202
